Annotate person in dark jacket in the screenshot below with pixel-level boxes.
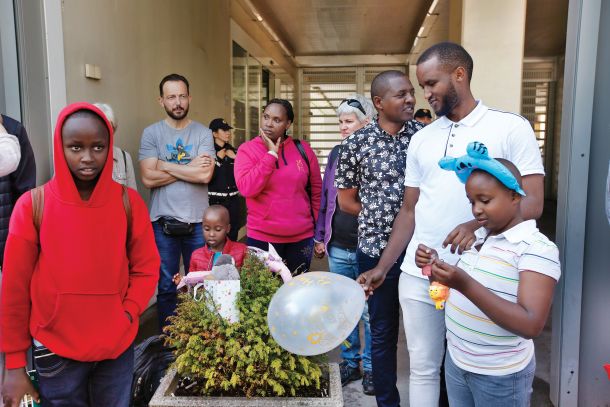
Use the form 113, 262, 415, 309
208, 118, 241, 241
313, 94, 376, 395
0, 113, 36, 267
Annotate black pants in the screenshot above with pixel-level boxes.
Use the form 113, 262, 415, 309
357, 249, 405, 407
209, 195, 241, 241
246, 236, 314, 274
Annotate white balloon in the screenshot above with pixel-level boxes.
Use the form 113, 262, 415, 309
267, 272, 366, 356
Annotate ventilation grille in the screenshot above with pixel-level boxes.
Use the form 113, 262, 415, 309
300, 66, 406, 172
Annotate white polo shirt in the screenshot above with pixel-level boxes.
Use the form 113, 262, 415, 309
401, 101, 545, 277
447, 220, 561, 375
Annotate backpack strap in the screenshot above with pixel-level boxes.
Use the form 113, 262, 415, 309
293, 139, 314, 224
31, 186, 45, 235
122, 185, 132, 242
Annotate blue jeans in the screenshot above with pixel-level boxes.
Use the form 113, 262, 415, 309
445, 351, 536, 407
357, 249, 405, 407
327, 245, 372, 372
153, 220, 204, 331
246, 236, 313, 274
34, 343, 133, 407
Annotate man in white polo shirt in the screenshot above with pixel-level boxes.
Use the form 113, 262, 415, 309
357, 42, 544, 407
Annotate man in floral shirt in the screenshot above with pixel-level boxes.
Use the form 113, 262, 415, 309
335, 70, 423, 407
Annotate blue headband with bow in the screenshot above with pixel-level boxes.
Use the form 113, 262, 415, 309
438, 141, 526, 196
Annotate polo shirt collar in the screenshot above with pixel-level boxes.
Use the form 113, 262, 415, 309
474, 219, 538, 245
437, 100, 488, 129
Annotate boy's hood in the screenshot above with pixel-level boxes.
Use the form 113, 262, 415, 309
49, 102, 115, 205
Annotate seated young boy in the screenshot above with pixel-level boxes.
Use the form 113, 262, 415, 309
173, 205, 247, 285
0, 103, 160, 407
416, 144, 560, 407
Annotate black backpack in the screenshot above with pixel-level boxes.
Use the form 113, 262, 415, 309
131, 335, 175, 407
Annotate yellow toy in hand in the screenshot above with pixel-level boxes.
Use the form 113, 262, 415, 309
429, 281, 450, 310
417, 244, 450, 310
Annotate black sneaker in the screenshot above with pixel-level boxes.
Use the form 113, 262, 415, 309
339, 361, 362, 386
362, 371, 375, 395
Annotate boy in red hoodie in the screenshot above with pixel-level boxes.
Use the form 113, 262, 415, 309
0, 103, 160, 407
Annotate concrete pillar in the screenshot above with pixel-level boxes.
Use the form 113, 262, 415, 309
461, 0, 526, 113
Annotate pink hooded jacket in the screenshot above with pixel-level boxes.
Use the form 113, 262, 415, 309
235, 136, 322, 243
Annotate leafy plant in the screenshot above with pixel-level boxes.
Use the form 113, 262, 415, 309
164, 255, 325, 397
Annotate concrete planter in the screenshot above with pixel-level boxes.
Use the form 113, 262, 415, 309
149, 363, 343, 407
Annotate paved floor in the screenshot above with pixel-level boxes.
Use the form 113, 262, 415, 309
137, 253, 553, 406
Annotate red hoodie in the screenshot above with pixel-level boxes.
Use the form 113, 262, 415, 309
0, 103, 160, 369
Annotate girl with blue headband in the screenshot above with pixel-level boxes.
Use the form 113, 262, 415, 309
416, 142, 561, 407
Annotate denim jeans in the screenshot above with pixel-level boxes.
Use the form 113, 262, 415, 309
327, 245, 372, 372
34, 343, 134, 407
246, 236, 314, 274
357, 249, 404, 407
399, 272, 446, 407
445, 351, 536, 407
152, 220, 204, 331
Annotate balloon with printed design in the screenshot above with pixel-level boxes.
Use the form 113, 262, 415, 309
267, 271, 366, 356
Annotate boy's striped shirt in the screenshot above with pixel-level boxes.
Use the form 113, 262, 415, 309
446, 219, 560, 375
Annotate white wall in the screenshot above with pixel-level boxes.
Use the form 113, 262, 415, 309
61, 0, 232, 197
461, 0, 526, 113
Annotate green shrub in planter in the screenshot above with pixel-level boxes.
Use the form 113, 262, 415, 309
164, 255, 325, 398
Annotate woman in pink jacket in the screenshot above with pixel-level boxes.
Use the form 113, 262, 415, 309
235, 99, 322, 274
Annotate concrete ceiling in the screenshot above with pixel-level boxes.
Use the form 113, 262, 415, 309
249, 0, 432, 56
239, 0, 567, 66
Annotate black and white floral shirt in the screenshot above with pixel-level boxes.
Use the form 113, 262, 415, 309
334, 119, 424, 257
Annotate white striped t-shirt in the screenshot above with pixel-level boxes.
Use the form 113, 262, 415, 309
446, 220, 561, 375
